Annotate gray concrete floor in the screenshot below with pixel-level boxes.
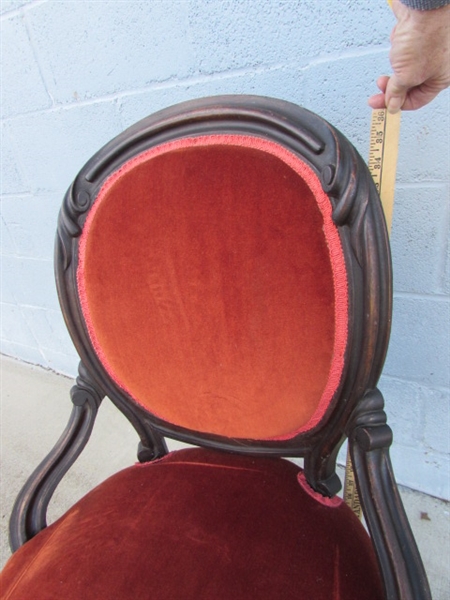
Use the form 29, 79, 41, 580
1, 355, 449, 597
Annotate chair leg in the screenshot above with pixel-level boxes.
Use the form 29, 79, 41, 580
348, 388, 431, 600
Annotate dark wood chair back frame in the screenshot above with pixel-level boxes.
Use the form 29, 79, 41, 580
9, 96, 430, 600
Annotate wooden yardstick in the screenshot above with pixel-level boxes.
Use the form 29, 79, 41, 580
343, 108, 401, 517
368, 108, 401, 233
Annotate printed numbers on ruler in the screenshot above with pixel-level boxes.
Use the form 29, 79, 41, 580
368, 109, 387, 194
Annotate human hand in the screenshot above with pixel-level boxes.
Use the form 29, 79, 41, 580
368, 0, 450, 113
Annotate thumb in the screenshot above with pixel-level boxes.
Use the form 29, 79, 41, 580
385, 75, 408, 113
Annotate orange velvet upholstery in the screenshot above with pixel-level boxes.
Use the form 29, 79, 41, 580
78, 135, 348, 439
0, 448, 383, 600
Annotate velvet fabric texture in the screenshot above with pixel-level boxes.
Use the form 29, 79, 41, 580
1, 448, 383, 600
77, 135, 348, 439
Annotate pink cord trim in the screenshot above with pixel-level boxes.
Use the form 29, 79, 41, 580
78, 134, 349, 440
297, 472, 343, 508
133, 451, 176, 468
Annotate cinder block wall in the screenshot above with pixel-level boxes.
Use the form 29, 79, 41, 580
1, 0, 449, 499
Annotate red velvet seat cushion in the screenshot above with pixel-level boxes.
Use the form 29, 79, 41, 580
1, 448, 383, 600
78, 135, 348, 440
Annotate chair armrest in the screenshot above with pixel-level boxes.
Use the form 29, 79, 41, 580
8, 362, 103, 552
348, 389, 431, 600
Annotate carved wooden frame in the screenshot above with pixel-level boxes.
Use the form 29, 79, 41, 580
9, 96, 430, 599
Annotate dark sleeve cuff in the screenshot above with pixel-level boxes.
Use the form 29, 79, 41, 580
400, 0, 450, 9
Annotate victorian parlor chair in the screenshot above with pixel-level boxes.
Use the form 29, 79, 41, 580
0, 96, 430, 599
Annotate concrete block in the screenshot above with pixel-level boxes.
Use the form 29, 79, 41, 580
381, 376, 449, 456
423, 387, 450, 455
0, 340, 45, 366
11, 257, 59, 311
379, 376, 423, 448
384, 296, 450, 388
1, 302, 37, 347
118, 66, 306, 130
0, 1, 34, 15
22, 307, 74, 357
1, 256, 20, 304
391, 185, 449, 294
1, 126, 29, 195
443, 231, 450, 295
396, 91, 450, 184
0, 13, 51, 118
0, 193, 60, 260
119, 49, 388, 162
188, 0, 391, 75
26, 0, 194, 105
39, 348, 79, 378
390, 444, 449, 500
1, 217, 18, 256
3, 101, 122, 193
298, 52, 390, 158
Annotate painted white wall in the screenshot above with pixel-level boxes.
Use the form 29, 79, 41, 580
1, 0, 449, 499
